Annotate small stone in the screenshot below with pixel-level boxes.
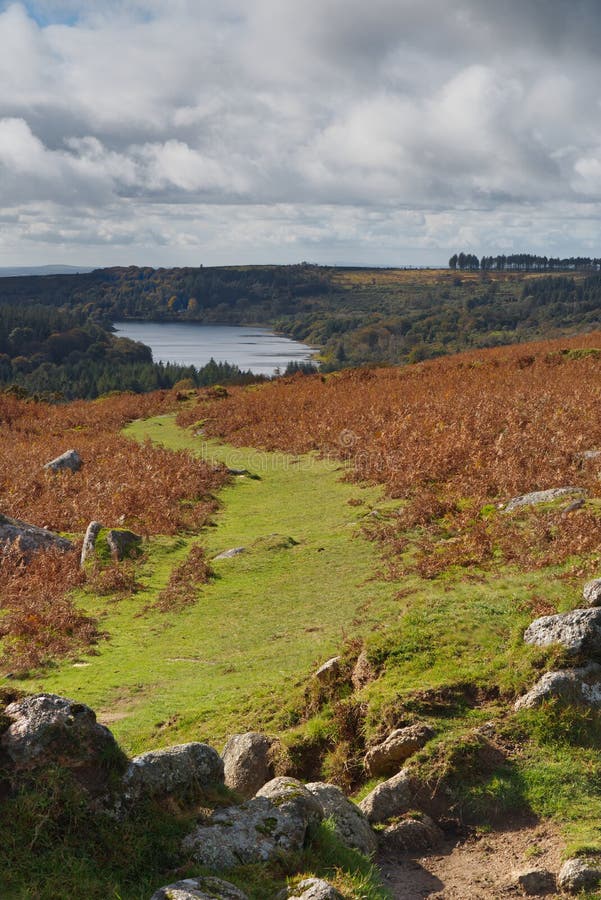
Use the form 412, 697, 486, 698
150, 876, 249, 900
578, 450, 601, 461
256, 776, 323, 828
123, 742, 224, 806
1, 693, 121, 792
305, 781, 377, 856
314, 657, 341, 683
285, 878, 343, 900
214, 547, 245, 560
106, 529, 142, 561
351, 651, 373, 691
513, 867, 556, 895
0, 514, 72, 556
43, 449, 82, 473
558, 858, 601, 894
378, 814, 443, 853
523, 608, 601, 660
222, 732, 276, 799
80, 521, 102, 568
584, 578, 601, 607
359, 769, 415, 824
364, 724, 434, 777
503, 487, 587, 514
515, 664, 601, 710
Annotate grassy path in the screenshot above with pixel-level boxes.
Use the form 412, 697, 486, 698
20, 414, 399, 754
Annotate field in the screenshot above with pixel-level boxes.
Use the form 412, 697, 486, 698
4, 332, 601, 895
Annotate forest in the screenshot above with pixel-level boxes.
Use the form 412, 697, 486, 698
450, 252, 601, 271
1, 262, 601, 396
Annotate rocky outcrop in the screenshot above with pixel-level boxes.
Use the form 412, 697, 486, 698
106, 529, 142, 560
557, 858, 601, 894
583, 578, 601, 607
363, 724, 434, 776
222, 732, 276, 799
523, 608, 601, 659
0, 514, 72, 556
281, 879, 343, 900
305, 781, 377, 856
44, 449, 82, 473
1, 694, 121, 790
123, 743, 224, 805
150, 876, 249, 900
377, 814, 443, 853
358, 769, 414, 824
183, 794, 321, 868
515, 664, 601, 710
503, 487, 587, 514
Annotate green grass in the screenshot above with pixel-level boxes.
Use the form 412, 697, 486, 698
8, 409, 601, 877
12, 414, 401, 755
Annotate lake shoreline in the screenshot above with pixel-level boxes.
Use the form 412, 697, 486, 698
113, 320, 319, 376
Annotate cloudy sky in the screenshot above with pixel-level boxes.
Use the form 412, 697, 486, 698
1, 0, 601, 267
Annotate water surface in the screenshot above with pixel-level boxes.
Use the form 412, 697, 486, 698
114, 321, 316, 376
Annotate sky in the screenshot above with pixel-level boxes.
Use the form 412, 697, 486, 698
1, 0, 601, 267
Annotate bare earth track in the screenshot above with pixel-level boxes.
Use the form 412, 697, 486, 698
379, 819, 565, 898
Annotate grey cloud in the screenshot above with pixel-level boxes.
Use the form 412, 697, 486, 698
1, 0, 601, 266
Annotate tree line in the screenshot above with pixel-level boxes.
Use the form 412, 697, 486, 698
449, 252, 601, 271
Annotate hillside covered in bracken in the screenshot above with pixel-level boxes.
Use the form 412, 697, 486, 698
5, 334, 601, 897
180, 332, 601, 578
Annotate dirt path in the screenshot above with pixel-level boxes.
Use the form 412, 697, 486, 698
378, 819, 566, 898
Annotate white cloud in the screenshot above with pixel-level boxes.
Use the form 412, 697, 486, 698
1, 0, 601, 264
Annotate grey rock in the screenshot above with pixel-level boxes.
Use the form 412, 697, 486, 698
558, 858, 601, 893
305, 781, 377, 856
0, 514, 72, 556
124, 742, 223, 804
256, 777, 324, 828
584, 578, 601, 607
44, 449, 82, 473
515, 664, 601, 710
106, 529, 142, 560
222, 732, 276, 799
378, 815, 443, 853
284, 879, 343, 900
314, 657, 341, 683
351, 650, 373, 691
183, 789, 320, 868
1, 694, 119, 781
523, 608, 601, 659
227, 468, 249, 476
150, 876, 249, 900
578, 450, 601, 461
213, 547, 245, 560
364, 724, 434, 776
358, 769, 414, 824
562, 499, 585, 515
503, 487, 587, 513
513, 867, 556, 895
80, 520, 102, 568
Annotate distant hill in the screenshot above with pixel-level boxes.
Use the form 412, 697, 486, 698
1, 263, 601, 384
0, 265, 94, 277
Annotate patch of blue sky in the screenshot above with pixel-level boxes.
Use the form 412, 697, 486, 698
4, 2, 80, 26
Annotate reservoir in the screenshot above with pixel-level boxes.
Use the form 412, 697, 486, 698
113, 321, 317, 376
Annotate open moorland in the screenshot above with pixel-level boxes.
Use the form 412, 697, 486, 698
3, 331, 601, 896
